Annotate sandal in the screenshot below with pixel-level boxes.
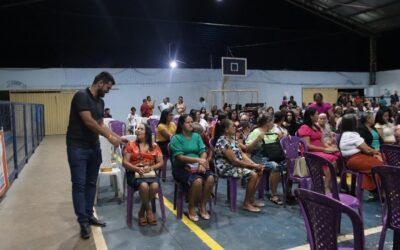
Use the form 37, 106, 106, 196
270, 196, 283, 206
252, 200, 266, 207
188, 213, 199, 222
199, 210, 211, 220
146, 211, 157, 225
138, 212, 147, 226
242, 205, 261, 213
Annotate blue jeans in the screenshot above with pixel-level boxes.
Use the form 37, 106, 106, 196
67, 146, 102, 224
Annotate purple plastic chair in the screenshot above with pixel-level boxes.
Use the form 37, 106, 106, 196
109, 120, 126, 136
280, 136, 311, 207
147, 118, 159, 136
126, 181, 166, 227
372, 165, 400, 250
381, 144, 400, 167
295, 188, 365, 250
304, 152, 363, 230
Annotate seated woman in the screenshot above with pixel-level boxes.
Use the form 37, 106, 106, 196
273, 111, 288, 137
298, 107, 339, 193
395, 115, 400, 144
228, 110, 240, 127
122, 123, 164, 226
340, 114, 383, 194
357, 112, 383, 151
190, 109, 208, 132
245, 114, 284, 205
170, 114, 215, 221
213, 119, 264, 212
156, 109, 176, 180
317, 113, 335, 146
375, 107, 396, 144
283, 110, 299, 136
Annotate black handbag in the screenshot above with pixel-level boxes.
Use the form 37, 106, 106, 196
261, 140, 285, 162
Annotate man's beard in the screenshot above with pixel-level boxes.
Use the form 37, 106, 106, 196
98, 89, 106, 97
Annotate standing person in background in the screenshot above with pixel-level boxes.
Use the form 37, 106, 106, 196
103, 108, 112, 118
308, 93, 334, 120
378, 95, 387, 107
281, 96, 288, 107
175, 96, 186, 115
127, 106, 141, 134
158, 97, 174, 113
288, 96, 297, 108
146, 96, 155, 116
140, 99, 151, 118
390, 90, 399, 104
199, 97, 207, 110
66, 72, 127, 239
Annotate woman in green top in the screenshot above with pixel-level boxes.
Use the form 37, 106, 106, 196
246, 114, 284, 205
170, 114, 215, 222
357, 112, 384, 152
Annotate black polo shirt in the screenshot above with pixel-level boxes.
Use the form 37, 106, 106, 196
66, 88, 104, 148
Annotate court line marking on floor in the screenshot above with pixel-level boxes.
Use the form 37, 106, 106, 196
113, 153, 223, 249
93, 208, 108, 250
163, 196, 225, 250
287, 225, 382, 250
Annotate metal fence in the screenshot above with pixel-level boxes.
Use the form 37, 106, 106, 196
0, 101, 44, 184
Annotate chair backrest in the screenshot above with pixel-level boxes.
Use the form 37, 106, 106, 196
109, 120, 126, 136
304, 152, 339, 199
295, 188, 365, 250
381, 144, 400, 167
99, 135, 113, 168
147, 118, 159, 135
372, 165, 400, 231
280, 136, 308, 175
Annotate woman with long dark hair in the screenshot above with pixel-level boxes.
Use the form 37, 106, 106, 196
283, 110, 299, 136
156, 110, 176, 155
374, 107, 396, 144
340, 114, 383, 193
213, 119, 264, 212
170, 114, 214, 221
297, 107, 339, 193
122, 123, 164, 226
357, 112, 383, 150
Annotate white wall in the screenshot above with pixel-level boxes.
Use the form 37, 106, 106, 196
0, 68, 374, 122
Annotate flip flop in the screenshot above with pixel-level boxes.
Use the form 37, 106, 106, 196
252, 201, 266, 207
270, 196, 283, 206
199, 212, 211, 220
146, 211, 157, 225
242, 206, 261, 213
188, 213, 199, 222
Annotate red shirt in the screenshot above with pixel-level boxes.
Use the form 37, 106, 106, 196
140, 102, 151, 117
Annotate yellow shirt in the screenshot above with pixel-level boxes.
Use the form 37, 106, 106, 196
156, 122, 177, 142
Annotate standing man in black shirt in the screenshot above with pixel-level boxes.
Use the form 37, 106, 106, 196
66, 72, 126, 239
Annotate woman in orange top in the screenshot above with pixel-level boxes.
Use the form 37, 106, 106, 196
123, 123, 163, 226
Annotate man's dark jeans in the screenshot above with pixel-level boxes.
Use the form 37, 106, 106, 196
67, 146, 102, 224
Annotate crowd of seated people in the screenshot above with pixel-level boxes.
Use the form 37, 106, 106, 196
117, 91, 400, 224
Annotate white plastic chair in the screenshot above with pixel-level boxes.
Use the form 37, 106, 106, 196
95, 135, 124, 204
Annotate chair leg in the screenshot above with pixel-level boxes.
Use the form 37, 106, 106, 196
158, 186, 166, 222
173, 183, 178, 210
283, 175, 290, 208
227, 179, 231, 202
258, 171, 265, 199
162, 156, 168, 181
229, 178, 237, 212
214, 176, 219, 205
126, 186, 134, 227
378, 224, 388, 250
177, 186, 184, 220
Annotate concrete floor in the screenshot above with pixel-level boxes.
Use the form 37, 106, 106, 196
0, 135, 96, 250
0, 135, 395, 250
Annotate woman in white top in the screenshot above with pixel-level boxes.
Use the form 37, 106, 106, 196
273, 111, 288, 137
374, 107, 396, 144
340, 114, 383, 192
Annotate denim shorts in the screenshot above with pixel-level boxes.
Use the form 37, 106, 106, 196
251, 152, 286, 172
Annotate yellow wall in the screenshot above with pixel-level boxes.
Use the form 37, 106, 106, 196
10, 91, 76, 135
302, 88, 338, 106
